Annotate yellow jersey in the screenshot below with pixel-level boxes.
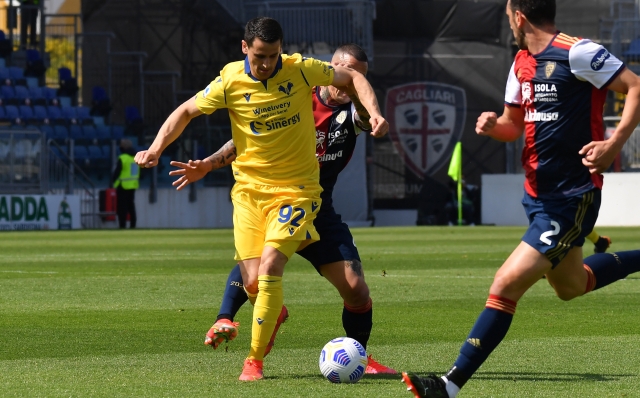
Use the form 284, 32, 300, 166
195, 54, 334, 186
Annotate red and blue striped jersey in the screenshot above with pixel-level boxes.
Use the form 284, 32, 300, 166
504, 32, 624, 198
312, 88, 366, 212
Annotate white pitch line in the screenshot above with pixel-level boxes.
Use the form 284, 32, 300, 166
0, 270, 58, 274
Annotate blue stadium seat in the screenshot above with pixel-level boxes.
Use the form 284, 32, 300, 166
76, 106, 92, 124
125, 106, 143, 124
5, 104, 19, 122
1, 85, 16, 105
111, 125, 124, 140
82, 125, 98, 141
96, 125, 111, 141
51, 146, 68, 160
0, 106, 6, 122
18, 105, 34, 122
61, 106, 77, 122
53, 125, 68, 141
42, 87, 59, 105
47, 106, 64, 124
68, 124, 83, 140
0, 67, 10, 82
8, 66, 24, 81
101, 144, 112, 160
73, 145, 90, 162
39, 124, 54, 139
25, 77, 38, 88
14, 85, 29, 104
88, 145, 105, 160
33, 105, 48, 122
59, 67, 72, 81
28, 87, 46, 105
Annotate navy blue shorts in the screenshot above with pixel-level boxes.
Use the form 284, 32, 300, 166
296, 208, 360, 275
521, 189, 600, 268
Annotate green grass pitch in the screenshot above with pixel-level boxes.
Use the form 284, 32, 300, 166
1, 226, 639, 397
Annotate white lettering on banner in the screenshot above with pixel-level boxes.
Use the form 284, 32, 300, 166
396, 89, 456, 104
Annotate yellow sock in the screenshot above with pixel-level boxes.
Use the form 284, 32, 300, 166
248, 275, 283, 361
244, 287, 258, 306
586, 230, 599, 244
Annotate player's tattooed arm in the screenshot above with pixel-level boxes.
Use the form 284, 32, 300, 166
346, 260, 363, 277
206, 139, 237, 171
350, 91, 373, 131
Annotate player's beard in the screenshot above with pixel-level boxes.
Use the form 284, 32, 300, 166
515, 27, 527, 50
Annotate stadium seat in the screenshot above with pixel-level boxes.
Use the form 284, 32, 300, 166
0, 66, 10, 83
73, 145, 90, 162
0, 106, 6, 123
1, 85, 16, 105
8, 66, 25, 86
82, 125, 98, 141
33, 105, 48, 123
4, 105, 19, 123
39, 124, 54, 139
61, 106, 77, 123
68, 124, 83, 140
88, 145, 105, 160
29, 87, 46, 105
111, 125, 125, 140
47, 106, 65, 124
101, 144, 112, 160
52, 125, 69, 141
76, 106, 92, 124
14, 85, 29, 104
90, 85, 112, 118
50, 145, 68, 161
18, 105, 34, 123
25, 77, 38, 88
42, 87, 59, 106
96, 125, 111, 141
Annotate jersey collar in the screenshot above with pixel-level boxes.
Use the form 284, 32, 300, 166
244, 55, 283, 88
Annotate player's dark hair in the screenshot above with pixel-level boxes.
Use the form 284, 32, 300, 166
336, 43, 368, 63
244, 17, 284, 46
510, 0, 556, 26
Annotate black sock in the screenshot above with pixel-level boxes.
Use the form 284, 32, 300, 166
342, 299, 373, 350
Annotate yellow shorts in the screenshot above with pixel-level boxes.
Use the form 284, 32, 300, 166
231, 182, 322, 260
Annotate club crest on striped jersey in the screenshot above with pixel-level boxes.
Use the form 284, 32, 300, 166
386, 82, 466, 178
545, 61, 556, 79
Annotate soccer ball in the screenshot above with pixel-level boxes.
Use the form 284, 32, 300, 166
319, 337, 367, 383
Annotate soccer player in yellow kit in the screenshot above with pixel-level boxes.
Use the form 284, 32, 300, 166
134, 17, 388, 381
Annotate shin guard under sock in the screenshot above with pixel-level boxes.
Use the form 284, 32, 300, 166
342, 298, 373, 350
449, 294, 516, 388
248, 275, 283, 360
217, 264, 248, 321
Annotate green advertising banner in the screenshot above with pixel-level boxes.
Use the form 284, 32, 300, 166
0, 195, 81, 230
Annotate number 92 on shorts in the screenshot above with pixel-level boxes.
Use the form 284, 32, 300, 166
231, 182, 323, 260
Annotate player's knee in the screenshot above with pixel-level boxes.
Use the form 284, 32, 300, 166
553, 285, 582, 301
340, 279, 370, 307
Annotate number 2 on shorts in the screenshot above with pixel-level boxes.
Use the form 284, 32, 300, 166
540, 221, 560, 245
278, 205, 306, 227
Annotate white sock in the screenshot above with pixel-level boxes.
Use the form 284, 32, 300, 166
441, 376, 461, 398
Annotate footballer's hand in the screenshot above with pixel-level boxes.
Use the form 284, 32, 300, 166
169, 159, 211, 191
476, 112, 498, 136
579, 140, 618, 174
135, 150, 159, 168
370, 115, 389, 138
